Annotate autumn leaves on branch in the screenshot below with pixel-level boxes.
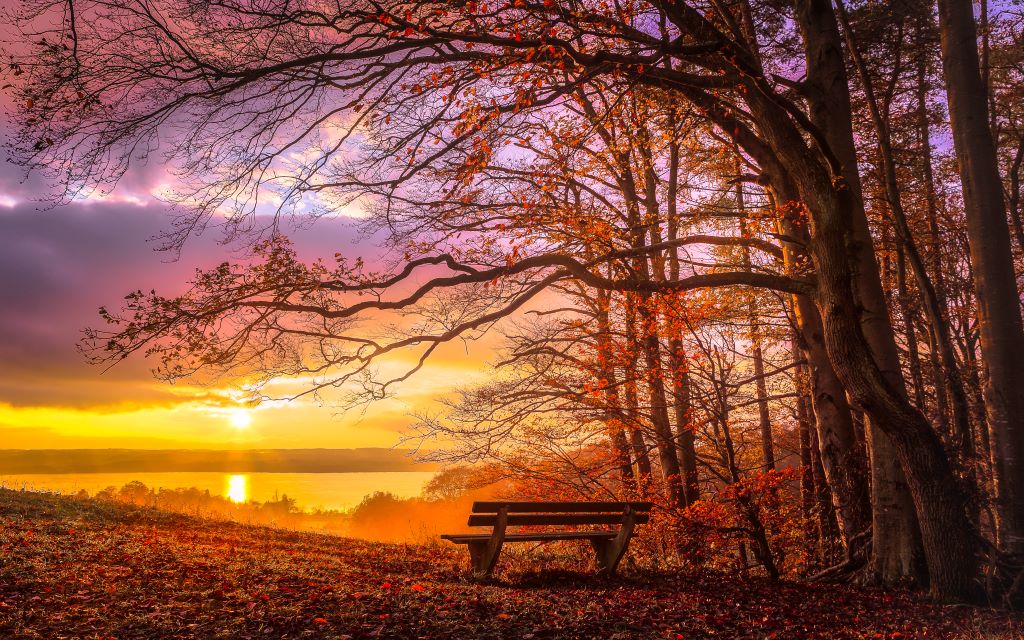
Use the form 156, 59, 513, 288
7, 0, 1024, 603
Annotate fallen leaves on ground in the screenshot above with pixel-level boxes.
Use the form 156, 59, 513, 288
0, 489, 1018, 639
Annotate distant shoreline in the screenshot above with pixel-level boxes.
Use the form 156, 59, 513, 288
0, 470, 432, 475
0, 448, 439, 474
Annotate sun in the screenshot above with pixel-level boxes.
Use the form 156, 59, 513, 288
228, 408, 252, 430
225, 474, 248, 503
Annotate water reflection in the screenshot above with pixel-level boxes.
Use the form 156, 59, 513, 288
226, 474, 248, 503
0, 471, 436, 512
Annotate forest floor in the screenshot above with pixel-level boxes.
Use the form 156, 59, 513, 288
0, 489, 1019, 640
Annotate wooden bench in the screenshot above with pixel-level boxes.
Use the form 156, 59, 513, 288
440, 501, 652, 579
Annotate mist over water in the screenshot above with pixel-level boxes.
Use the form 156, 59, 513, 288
0, 471, 436, 512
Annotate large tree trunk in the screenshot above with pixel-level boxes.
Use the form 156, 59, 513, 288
716, 1, 980, 597
774, 199, 871, 552
751, 95, 981, 602
794, 0, 926, 585
748, 106, 981, 596
936, 0, 1024, 559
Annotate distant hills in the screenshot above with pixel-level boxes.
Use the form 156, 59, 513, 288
0, 449, 439, 474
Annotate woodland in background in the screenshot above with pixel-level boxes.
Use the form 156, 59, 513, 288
6, 0, 1024, 605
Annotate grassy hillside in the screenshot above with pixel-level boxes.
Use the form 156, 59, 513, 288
0, 489, 1018, 639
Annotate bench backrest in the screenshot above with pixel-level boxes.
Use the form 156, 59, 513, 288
467, 501, 652, 527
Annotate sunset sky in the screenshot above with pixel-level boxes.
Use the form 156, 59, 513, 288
0, 105, 497, 450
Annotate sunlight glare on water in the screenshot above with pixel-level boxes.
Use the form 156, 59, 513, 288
226, 474, 248, 503
0, 471, 436, 511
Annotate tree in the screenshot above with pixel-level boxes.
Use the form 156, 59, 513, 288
935, 0, 1024, 568
7, 0, 997, 599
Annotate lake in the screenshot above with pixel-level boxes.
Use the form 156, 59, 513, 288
0, 471, 437, 512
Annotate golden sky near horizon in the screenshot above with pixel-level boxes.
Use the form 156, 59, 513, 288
0, 138, 502, 451
0, 205, 501, 450
0, 346, 494, 450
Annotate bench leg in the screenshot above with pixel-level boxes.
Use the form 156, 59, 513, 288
590, 538, 612, 573
468, 541, 487, 576
594, 507, 637, 575
593, 535, 634, 575
468, 539, 505, 579
468, 506, 508, 579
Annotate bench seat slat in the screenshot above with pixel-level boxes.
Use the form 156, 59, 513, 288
471, 501, 652, 514
467, 513, 650, 527
440, 531, 617, 544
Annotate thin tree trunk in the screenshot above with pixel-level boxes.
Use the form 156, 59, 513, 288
737, 169, 776, 470
915, 24, 955, 440
714, 372, 780, 581
895, 243, 927, 410
1008, 141, 1024, 258
596, 289, 637, 491
666, 129, 700, 505
637, 298, 686, 509
794, 336, 819, 552
634, 134, 686, 510
925, 326, 951, 438
623, 297, 654, 482
979, 0, 997, 137
915, 22, 951, 314
751, 329, 775, 470
609, 425, 636, 489
807, 376, 841, 564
